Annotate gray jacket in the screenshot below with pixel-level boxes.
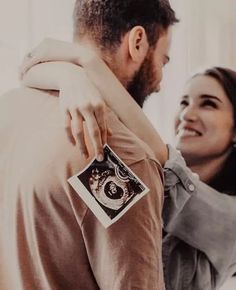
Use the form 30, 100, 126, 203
163, 146, 236, 290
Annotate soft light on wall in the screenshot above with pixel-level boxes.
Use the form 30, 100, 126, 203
0, 0, 236, 146
144, 0, 236, 144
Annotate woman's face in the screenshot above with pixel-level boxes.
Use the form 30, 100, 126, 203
175, 75, 235, 164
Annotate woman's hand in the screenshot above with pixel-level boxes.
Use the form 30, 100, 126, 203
20, 38, 111, 160
20, 38, 168, 165
19, 38, 96, 79
60, 68, 110, 161
21, 60, 110, 161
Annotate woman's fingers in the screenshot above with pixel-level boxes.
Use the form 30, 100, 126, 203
94, 101, 108, 145
59, 70, 109, 159
107, 127, 113, 136
70, 109, 89, 158
62, 108, 89, 160
66, 105, 105, 160
63, 110, 76, 146
82, 106, 104, 161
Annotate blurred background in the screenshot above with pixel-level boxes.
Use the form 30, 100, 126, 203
0, 1, 236, 288
0, 0, 236, 144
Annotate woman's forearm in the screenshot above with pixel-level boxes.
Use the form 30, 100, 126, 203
22, 56, 168, 165
22, 61, 83, 91
82, 56, 168, 165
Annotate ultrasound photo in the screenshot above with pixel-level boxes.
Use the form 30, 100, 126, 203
68, 144, 149, 228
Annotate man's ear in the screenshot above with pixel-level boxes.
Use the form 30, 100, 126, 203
128, 26, 149, 64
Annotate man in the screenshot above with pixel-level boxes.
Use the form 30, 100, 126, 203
0, 0, 178, 289
15, 3, 236, 290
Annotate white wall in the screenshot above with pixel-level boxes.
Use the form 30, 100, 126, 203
0, 0, 75, 94
1, 0, 236, 143
144, 0, 236, 144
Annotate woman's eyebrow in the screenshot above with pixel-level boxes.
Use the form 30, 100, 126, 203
201, 94, 223, 103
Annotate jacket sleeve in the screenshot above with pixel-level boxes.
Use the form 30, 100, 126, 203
81, 157, 165, 290
163, 145, 236, 276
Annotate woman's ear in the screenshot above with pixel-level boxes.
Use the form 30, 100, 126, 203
128, 26, 149, 64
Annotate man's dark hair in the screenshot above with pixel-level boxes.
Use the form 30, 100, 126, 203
73, 0, 178, 50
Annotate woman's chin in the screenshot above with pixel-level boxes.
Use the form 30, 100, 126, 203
175, 140, 201, 160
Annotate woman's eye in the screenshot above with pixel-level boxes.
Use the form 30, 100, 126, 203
202, 100, 217, 108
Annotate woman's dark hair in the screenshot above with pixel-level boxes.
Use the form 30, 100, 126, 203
203, 67, 236, 129
209, 151, 236, 195
199, 67, 236, 195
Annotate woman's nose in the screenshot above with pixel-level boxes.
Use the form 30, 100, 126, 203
179, 105, 198, 122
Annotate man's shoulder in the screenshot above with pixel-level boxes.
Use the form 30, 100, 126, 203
0, 87, 83, 178
106, 109, 161, 168
0, 87, 60, 122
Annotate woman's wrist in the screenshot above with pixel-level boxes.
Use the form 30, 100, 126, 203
74, 44, 99, 67
57, 62, 84, 87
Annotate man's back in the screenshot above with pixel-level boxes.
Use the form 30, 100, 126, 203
0, 88, 164, 290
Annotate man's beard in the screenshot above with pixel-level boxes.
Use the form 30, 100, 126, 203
127, 48, 157, 108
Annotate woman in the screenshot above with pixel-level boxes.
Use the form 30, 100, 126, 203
163, 68, 236, 289
175, 68, 236, 193
20, 39, 236, 289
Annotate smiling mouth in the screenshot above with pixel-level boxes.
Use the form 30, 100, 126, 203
177, 128, 202, 138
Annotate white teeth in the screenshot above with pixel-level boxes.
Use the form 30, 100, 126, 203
177, 128, 199, 138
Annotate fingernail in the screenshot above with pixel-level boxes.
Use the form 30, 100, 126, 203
108, 127, 113, 136
96, 154, 104, 162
